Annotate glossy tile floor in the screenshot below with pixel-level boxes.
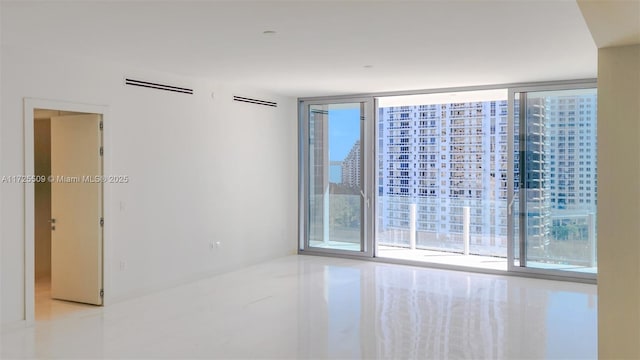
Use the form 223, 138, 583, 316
35, 277, 97, 321
2, 255, 597, 359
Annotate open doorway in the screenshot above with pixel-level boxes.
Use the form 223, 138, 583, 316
29, 105, 105, 321
374, 90, 510, 271
33, 109, 102, 320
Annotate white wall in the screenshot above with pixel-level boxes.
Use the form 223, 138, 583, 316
597, 44, 640, 359
0, 44, 298, 324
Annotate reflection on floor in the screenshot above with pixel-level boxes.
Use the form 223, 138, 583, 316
35, 277, 97, 321
3, 255, 597, 359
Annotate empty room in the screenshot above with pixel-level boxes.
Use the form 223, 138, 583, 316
1, 1, 639, 359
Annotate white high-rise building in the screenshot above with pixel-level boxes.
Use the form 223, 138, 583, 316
546, 94, 598, 213
544, 93, 598, 253
377, 100, 509, 256
376, 94, 597, 257
342, 140, 361, 189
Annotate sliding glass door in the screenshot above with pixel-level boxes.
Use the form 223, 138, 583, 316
298, 80, 596, 281
300, 98, 374, 256
510, 84, 597, 277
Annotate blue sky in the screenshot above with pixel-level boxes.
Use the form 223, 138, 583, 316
329, 108, 360, 161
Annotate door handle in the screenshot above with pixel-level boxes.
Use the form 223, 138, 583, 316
507, 196, 516, 215
360, 190, 370, 209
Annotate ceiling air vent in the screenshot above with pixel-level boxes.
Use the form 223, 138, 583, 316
124, 78, 193, 95
233, 96, 277, 107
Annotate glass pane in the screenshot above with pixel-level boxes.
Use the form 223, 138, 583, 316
375, 90, 509, 269
521, 88, 597, 273
308, 103, 363, 252
513, 93, 521, 267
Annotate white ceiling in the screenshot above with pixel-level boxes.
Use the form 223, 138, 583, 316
1, 1, 598, 97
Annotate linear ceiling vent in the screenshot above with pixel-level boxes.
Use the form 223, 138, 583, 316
124, 78, 193, 95
233, 96, 277, 107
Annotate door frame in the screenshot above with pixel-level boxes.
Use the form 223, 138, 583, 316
298, 97, 375, 258
23, 98, 111, 322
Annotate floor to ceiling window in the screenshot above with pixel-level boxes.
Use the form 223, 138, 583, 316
299, 80, 596, 281
512, 86, 598, 277
374, 90, 509, 270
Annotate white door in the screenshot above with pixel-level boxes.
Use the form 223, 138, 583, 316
50, 114, 103, 305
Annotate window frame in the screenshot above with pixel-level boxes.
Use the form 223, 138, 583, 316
298, 79, 597, 283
